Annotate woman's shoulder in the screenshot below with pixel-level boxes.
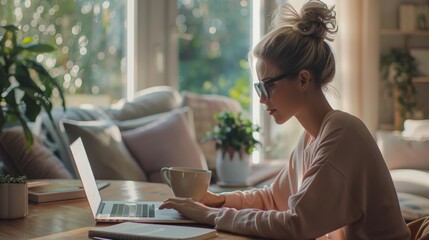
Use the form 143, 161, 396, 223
324, 110, 364, 128
321, 110, 369, 137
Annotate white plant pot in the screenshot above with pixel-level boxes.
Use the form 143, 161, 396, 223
216, 149, 250, 185
0, 182, 28, 219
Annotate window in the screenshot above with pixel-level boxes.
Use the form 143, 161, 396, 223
2, 0, 338, 163
177, 0, 252, 110
0, 0, 127, 106
175, 0, 304, 162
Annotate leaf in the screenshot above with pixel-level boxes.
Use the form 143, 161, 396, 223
1, 28, 18, 58
4, 88, 18, 108
16, 111, 34, 147
21, 36, 34, 45
204, 110, 260, 154
25, 59, 66, 110
20, 86, 53, 114
21, 42, 55, 53
22, 94, 41, 121
14, 63, 44, 94
0, 25, 19, 32
0, 105, 5, 129
0, 67, 7, 90
2, 89, 34, 146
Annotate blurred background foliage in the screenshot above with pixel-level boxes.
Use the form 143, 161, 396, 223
178, 0, 252, 110
0, 0, 252, 110
0, 0, 126, 101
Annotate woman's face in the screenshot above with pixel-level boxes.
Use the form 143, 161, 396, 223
256, 59, 303, 124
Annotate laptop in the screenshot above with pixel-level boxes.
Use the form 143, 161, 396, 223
69, 137, 193, 223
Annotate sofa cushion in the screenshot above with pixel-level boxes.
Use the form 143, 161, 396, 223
61, 119, 147, 181
391, 169, 429, 199
0, 127, 73, 179
121, 110, 207, 183
398, 192, 429, 221
376, 130, 429, 170
105, 86, 182, 121
181, 92, 242, 169
33, 104, 111, 177
403, 119, 429, 139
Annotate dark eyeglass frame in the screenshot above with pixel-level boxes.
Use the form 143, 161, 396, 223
254, 72, 295, 99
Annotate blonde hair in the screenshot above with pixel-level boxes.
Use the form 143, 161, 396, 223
252, 0, 338, 87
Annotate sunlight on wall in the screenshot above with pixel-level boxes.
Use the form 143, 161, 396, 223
251, 0, 262, 164
127, 0, 136, 101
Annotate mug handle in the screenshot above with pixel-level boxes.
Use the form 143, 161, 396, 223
160, 167, 171, 187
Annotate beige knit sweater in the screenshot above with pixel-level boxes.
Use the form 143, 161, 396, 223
214, 110, 410, 240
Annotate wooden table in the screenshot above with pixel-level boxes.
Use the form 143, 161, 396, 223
0, 180, 252, 240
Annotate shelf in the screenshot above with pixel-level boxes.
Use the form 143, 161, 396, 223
380, 29, 429, 36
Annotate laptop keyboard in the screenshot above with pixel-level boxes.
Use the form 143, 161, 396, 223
109, 203, 155, 218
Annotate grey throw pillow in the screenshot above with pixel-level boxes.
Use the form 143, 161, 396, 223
105, 86, 182, 121
61, 119, 147, 181
121, 110, 207, 183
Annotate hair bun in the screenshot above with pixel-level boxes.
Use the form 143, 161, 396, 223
272, 0, 337, 42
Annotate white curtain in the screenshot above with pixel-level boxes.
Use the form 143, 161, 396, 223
334, 0, 380, 134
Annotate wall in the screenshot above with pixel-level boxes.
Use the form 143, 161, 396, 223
134, 0, 178, 92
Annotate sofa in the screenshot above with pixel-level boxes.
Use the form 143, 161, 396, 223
0, 86, 243, 183
376, 119, 429, 221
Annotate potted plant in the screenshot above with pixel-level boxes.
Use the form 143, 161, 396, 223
0, 25, 66, 146
203, 111, 260, 185
0, 25, 65, 219
381, 48, 418, 130
0, 175, 28, 219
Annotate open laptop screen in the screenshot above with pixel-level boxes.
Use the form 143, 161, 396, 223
70, 138, 102, 218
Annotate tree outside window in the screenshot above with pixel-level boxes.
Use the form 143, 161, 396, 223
177, 0, 252, 110
0, 0, 127, 105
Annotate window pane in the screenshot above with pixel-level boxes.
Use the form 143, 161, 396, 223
0, 0, 127, 106
177, 0, 252, 111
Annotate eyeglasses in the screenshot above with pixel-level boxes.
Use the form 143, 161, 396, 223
254, 72, 294, 99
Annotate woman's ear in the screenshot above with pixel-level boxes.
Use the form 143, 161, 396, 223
298, 69, 312, 92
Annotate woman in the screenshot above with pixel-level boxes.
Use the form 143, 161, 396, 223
160, 0, 410, 239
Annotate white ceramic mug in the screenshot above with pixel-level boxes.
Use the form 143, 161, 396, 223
160, 167, 211, 201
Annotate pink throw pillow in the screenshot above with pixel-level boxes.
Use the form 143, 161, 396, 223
0, 127, 73, 179
121, 110, 207, 182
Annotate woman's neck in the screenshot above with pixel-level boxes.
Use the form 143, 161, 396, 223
296, 91, 333, 138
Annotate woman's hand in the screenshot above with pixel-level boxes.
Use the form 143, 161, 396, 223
159, 197, 220, 225
199, 191, 226, 207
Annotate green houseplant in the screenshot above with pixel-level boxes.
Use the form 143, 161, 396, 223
0, 25, 65, 219
0, 175, 27, 183
203, 110, 260, 157
203, 111, 260, 185
381, 48, 418, 130
0, 25, 66, 147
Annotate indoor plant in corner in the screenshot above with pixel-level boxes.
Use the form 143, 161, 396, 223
203, 110, 260, 186
0, 25, 65, 219
381, 48, 418, 130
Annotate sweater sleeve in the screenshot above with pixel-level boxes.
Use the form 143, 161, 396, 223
221, 166, 291, 211
214, 164, 362, 239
